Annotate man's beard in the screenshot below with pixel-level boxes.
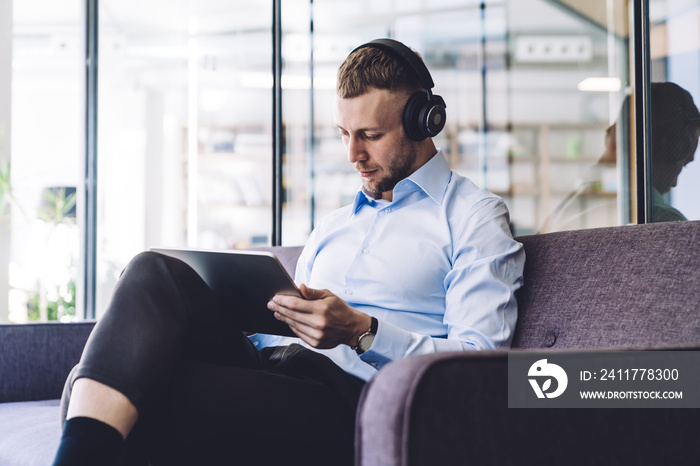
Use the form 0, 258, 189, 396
361, 141, 418, 197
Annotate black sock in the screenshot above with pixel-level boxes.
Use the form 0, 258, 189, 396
52, 417, 124, 466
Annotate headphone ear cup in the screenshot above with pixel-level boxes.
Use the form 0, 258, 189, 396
403, 91, 429, 141
403, 92, 447, 141
421, 94, 446, 138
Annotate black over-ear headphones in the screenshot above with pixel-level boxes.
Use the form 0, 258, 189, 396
351, 38, 447, 141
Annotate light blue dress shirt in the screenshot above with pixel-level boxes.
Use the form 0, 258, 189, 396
250, 150, 525, 381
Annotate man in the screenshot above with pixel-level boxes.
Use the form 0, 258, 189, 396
53, 39, 524, 466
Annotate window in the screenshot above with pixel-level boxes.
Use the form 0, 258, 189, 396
2, 0, 83, 323
96, 1, 274, 315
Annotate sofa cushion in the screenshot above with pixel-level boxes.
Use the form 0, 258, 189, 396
0, 322, 95, 403
252, 245, 304, 276
0, 400, 60, 466
513, 221, 700, 349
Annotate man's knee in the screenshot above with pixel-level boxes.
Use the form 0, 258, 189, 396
124, 251, 170, 274
119, 251, 195, 285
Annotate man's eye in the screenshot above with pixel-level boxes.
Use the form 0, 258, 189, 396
365, 134, 380, 140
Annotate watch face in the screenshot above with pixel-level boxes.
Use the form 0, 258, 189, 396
358, 333, 376, 352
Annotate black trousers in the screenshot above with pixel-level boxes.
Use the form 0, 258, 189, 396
61, 251, 364, 466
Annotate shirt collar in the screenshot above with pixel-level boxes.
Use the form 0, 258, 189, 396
401, 149, 451, 205
351, 149, 451, 215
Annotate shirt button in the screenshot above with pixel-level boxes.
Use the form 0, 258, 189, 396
385, 208, 391, 214
363, 248, 370, 254
345, 289, 353, 296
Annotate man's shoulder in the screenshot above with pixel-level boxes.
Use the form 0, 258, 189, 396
446, 171, 505, 211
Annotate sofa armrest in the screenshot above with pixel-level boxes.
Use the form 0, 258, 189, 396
356, 348, 700, 466
0, 321, 95, 403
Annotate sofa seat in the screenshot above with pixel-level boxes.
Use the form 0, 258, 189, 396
0, 400, 61, 465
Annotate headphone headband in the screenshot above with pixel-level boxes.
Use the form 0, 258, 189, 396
351, 38, 435, 93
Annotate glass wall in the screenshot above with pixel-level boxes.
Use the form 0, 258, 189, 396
0, 0, 673, 321
96, 1, 273, 314
506, 0, 630, 233
2, 0, 83, 323
649, 0, 700, 222
280, 0, 314, 245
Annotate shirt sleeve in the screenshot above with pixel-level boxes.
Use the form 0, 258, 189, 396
358, 197, 525, 369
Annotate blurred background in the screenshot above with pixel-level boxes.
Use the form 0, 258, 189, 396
0, 0, 697, 322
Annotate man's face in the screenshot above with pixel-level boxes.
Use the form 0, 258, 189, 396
334, 88, 419, 201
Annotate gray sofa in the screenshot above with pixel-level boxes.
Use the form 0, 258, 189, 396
2, 221, 700, 465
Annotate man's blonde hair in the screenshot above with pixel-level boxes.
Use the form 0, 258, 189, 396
336, 45, 423, 99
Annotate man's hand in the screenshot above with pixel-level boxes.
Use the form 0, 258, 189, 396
267, 284, 372, 350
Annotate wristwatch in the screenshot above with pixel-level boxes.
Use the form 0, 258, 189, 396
353, 317, 378, 355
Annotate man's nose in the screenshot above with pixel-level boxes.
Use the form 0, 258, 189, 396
347, 136, 368, 164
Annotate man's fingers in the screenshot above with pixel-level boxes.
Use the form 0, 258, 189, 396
270, 285, 332, 313
271, 308, 322, 344
269, 296, 302, 313
268, 300, 318, 328
267, 287, 355, 350
270, 294, 312, 312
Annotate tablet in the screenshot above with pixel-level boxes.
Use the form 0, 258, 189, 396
150, 247, 299, 337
